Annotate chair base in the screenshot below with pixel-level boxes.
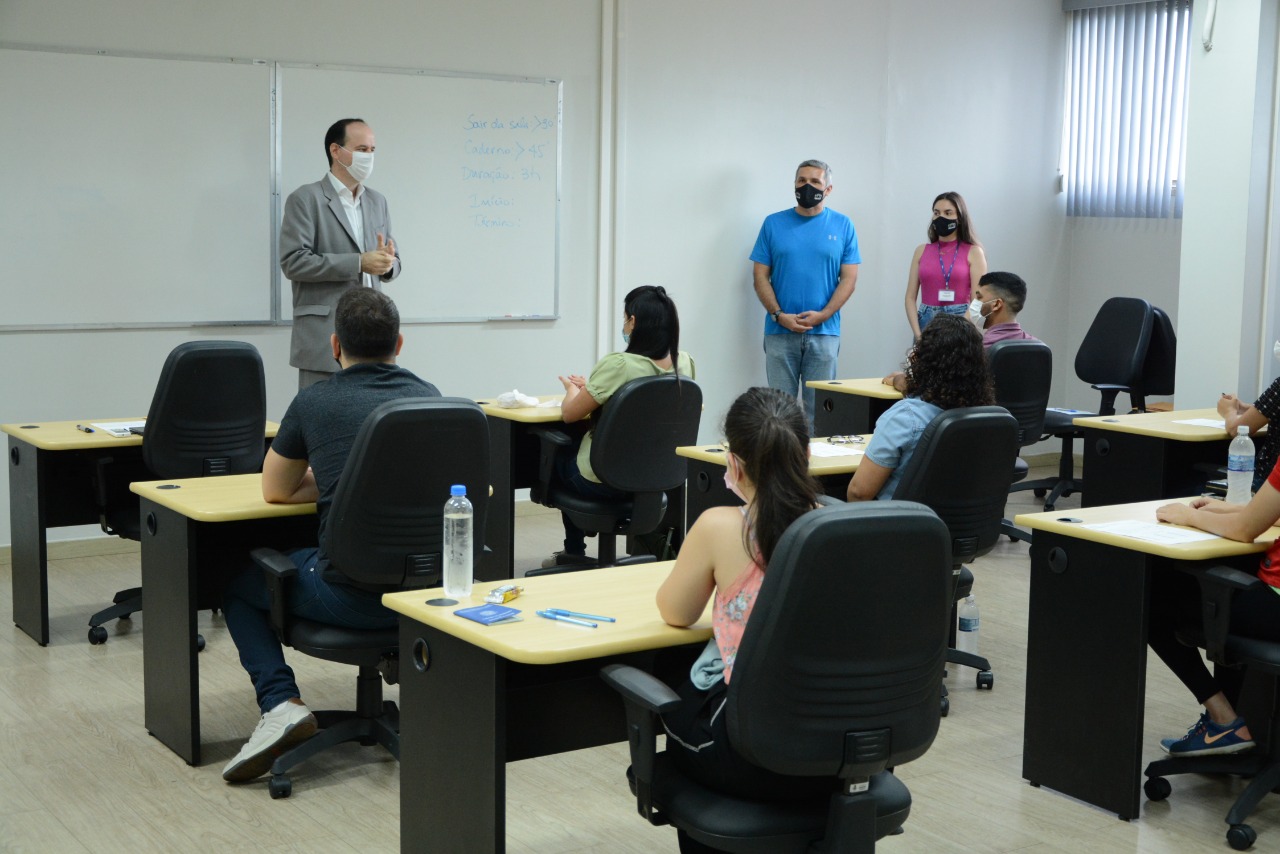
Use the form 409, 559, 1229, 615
267, 701, 400, 799
1001, 519, 1032, 544
89, 586, 142, 629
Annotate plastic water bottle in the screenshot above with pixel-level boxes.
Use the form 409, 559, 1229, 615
443, 485, 473, 599
1226, 426, 1255, 505
957, 595, 980, 672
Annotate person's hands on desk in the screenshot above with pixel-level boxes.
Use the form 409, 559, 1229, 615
1157, 486, 1280, 544
882, 371, 907, 393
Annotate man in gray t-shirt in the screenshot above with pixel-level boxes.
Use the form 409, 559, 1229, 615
220, 288, 438, 784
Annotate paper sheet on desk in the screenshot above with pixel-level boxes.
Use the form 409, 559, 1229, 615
809, 442, 864, 457
536, 399, 561, 408
1082, 520, 1219, 545
90, 420, 145, 438
1172, 418, 1226, 429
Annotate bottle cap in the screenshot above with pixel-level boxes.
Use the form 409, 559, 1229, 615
450, 484, 466, 496
1238, 426, 1249, 436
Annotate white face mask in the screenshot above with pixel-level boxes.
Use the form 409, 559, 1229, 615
340, 147, 375, 184
723, 453, 750, 504
967, 298, 986, 327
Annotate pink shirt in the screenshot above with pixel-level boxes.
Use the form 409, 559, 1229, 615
713, 557, 765, 684
982, 321, 1039, 348
918, 241, 972, 306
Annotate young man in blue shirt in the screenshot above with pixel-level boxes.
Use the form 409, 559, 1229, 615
750, 159, 861, 430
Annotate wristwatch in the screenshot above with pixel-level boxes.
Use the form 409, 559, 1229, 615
771, 309, 783, 322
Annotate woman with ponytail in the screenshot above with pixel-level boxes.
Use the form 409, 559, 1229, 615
655, 386, 833, 804
545, 285, 695, 568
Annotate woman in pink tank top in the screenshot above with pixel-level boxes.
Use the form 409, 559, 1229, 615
903, 191, 987, 340
655, 387, 833, 805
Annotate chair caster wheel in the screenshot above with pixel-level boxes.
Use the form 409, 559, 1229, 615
119, 614, 133, 621
88, 626, 108, 645
940, 697, 949, 717
1144, 776, 1171, 801
269, 774, 292, 799
196, 634, 206, 652
1227, 823, 1256, 851
1034, 489, 1047, 499
976, 670, 994, 689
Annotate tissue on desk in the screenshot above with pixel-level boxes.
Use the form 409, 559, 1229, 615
495, 390, 539, 408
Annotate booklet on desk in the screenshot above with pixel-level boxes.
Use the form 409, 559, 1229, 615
90, 420, 146, 438
454, 604, 522, 625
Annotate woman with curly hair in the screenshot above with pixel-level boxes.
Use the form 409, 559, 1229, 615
846, 313, 993, 501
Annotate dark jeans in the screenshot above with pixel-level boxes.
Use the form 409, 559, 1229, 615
222, 547, 396, 713
1148, 569, 1280, 706
554, 445, 627, 555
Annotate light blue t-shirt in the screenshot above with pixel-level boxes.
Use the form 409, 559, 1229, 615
863, 397, 944, 500
749, 207, 861, 337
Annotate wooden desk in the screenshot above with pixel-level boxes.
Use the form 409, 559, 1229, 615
474, 395, 564, 579
2, 419, 277, 645
1014, 499, 1280, 819
1072, 408, 1236, 508
678, 437, 867, 526
130, 473, 315, 765
384, 562, 710, 853
807, 378, 902, 436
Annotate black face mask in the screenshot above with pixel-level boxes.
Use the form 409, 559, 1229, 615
933, 216, 958, 237
796, 184, 825, 209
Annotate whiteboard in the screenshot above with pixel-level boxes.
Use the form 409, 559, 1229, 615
0, 47, 273, 329
277, 64, 561, 322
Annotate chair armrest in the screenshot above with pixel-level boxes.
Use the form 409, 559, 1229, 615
250, 547, 298, 641
601, 663, 680, 826
1196, 565, 1266, 665
528, 426, 575, 504
817, 494, 845, 507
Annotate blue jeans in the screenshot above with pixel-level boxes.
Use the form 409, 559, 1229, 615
222, 547, 396, 713
763, 332, 841, 431
917, 303, 966, 333
554, 445, 627, 555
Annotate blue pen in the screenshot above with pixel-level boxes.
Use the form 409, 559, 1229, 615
546, 608, 616, 623
537, 610, 597, 628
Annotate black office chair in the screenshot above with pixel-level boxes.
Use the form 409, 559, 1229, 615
601, 501, 951, 853
988, 340, 1053, 544
1144, 566, 1280, 851
1135, 304, 1177, 408
891, 406, 1021, 714
1013, 296, 1155, 510
88, 340, 267, 645
528, 375, 701, 571
248, 397, 490, 799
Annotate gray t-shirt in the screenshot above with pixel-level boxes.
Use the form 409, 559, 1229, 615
271, 361, 441, 583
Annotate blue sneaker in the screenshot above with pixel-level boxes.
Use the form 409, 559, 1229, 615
1160, 713, 1254, 757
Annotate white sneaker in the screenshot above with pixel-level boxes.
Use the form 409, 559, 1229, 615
222, 700, 318, 782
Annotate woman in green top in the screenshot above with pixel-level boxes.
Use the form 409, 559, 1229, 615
545, 285, 695, 567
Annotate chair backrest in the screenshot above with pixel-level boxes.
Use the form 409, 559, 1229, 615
727, 501, 950, 779
143, 341, 266, 478
325, 397, 489, 590
1137, 305, 1176, 400
890, 406, 1021, 565
989, 340, 1053, 448
588, 375, 703, 494
1074, 297, 1153, 392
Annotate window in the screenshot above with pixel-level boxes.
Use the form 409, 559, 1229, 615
1062, 0, 1192, 218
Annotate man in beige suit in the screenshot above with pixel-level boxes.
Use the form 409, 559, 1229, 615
280, 118, 402, 389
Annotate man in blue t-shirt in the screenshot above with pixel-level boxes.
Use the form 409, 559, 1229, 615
750, 159, 861, 429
